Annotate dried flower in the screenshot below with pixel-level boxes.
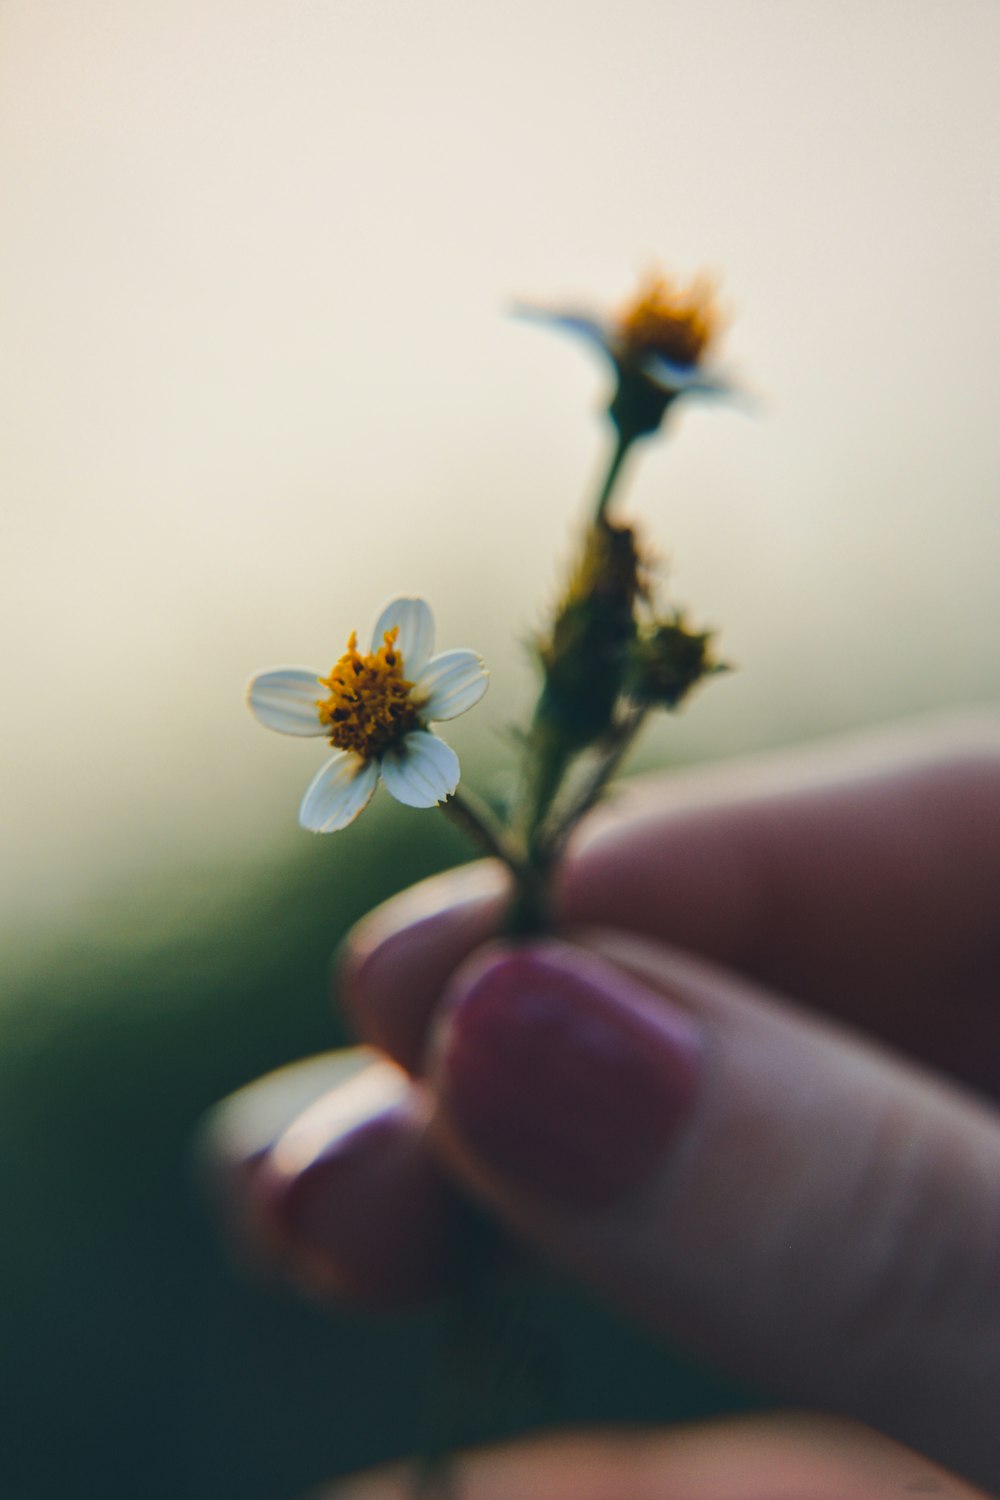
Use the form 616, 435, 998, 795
627, 616, 723, 708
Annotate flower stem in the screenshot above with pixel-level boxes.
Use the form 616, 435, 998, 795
593, 427, 634, 521
440, 785, 523, 875
503, 856, 553, 937
442, 785, 554, 935
543, 704, 649, 866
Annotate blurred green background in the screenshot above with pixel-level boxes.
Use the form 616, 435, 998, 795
3, 1, 999, 1495
1, 810, 756, 1499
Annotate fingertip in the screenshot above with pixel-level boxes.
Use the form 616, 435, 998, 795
206, 1050, 470, 1307
262, 1072, 463, 1307
336, 861, 511, 1073
200, 1050, 377, 1272
427, 939, 704, 1212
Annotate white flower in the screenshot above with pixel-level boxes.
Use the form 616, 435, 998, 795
247, 596, 488, 833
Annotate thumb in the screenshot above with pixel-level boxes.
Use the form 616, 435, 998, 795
425, 936, 1000, 1489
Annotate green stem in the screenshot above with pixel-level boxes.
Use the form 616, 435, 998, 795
593, 427, 634, 521
411, 1197, 517, 1500
521, 729, 571, 852
441, 785, 550, 934
503, 857, 552, 937
543, 704, 649, 866
440, 785, 523, 874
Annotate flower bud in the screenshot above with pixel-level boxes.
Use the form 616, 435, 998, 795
627, 617, 723, 709
536, 519, 643, 747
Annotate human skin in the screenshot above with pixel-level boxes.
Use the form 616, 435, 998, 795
212, 715, 1000, 1493
310, 1418, 988, 1499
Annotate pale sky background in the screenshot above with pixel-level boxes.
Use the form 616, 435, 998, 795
2, 0, 999, 941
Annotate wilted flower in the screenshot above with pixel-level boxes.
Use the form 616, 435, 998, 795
247, 597, 488, 832
515, 268, 731, 438
627, 615, 723, 708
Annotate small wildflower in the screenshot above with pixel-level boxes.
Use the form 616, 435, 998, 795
247, 597, 488, 832
514, 267, 731, 438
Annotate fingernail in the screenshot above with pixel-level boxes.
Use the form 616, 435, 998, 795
338, 862, 509, 1072
434, 941, 703, 1210
199, 1049, 379, 1267
258, 1057, 463, 1306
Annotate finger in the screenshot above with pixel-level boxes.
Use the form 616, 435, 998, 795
425, 936, 1000, 1487
315, 1417, 987, 1500
339, 861, 511, 1074
200, 1050, 375, 1270
564, 719, 1000, 1088
202, 1049, 471, 1305
339, 720, 1000, 1090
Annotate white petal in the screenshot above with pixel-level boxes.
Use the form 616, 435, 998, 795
299, 753, 378, 832
511, 304, 611, 354
370, 596, 435, 677
641, 353, 733, 397
412, 650, 489, 722
379, 731, 459, 809
247, 669, 326, 736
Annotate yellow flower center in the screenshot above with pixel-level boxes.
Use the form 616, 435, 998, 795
316, 628, 419, 759
616, 270, 720, 368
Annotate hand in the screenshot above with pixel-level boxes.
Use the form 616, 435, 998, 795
311, 1418, 987, 1499
210, 715, 1000, 1492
